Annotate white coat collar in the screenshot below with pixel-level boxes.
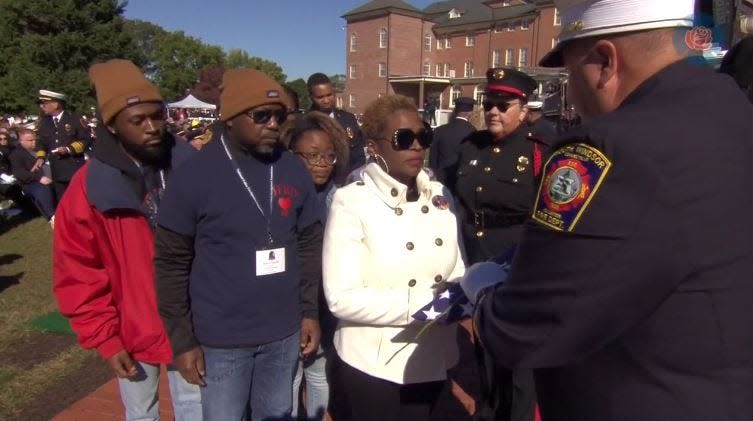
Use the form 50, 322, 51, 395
363, 162, 432, 208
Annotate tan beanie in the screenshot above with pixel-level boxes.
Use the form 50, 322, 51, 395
219, 69, 291, 122
89, 59, 163, 124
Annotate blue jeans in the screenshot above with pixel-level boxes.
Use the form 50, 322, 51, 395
22, 182, 55, 220
201, 330, 300, 421
292, 345, 330, 420
117, 362, 202, 421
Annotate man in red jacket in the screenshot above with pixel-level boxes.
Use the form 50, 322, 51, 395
52, 59, 201, 420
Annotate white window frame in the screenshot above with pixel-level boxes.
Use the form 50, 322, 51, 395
423, 62, 431, 76
379, 28, 388, 48
348, 94, 355, 108
350, 33, 357, 52
505, 49, 514, 66
494, 24, 503, 33
444, 37, 451, 48
444, 63, 450, 77
474, 85, 484, 104
424, 33, 432, 51
507, 21, 515, 31
349, 64, 356, 79
554, 8, 561, 26
436, 63, 442, 76
518, 48, 528, 67
466, 35, 475, 47
378, 62, 387, 78
492, 49, 501, 67
521, 20, 530, 31
463, 61, 474, 78
450, 85, 462, 102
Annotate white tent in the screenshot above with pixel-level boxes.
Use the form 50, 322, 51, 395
167, 94, 216, 110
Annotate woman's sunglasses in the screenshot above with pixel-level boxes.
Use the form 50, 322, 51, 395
247, 109, 288, 125
383, 124, 433, 150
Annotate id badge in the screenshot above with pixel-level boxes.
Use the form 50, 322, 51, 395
256, 247, 286, 276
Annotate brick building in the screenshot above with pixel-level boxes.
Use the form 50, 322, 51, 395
341, 0, 566, 117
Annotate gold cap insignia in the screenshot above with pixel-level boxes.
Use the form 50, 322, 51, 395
346, 126, 354, 139
494, 69, 505, 79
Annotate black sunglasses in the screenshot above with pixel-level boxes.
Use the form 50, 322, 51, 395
247, 109, 288, 125
482, 99, 521, 112
383, 124, 433, 150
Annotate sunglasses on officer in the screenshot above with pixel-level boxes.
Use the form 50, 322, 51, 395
482, 99, 521, 113
381, 123, 433, 150
246, 108, 288, 125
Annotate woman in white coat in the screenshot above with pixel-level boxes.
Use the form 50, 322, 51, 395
323, 95, 465, 420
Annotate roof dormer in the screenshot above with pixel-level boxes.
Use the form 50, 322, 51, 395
448, 8, 462, 19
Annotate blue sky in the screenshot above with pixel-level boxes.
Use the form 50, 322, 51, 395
123, 0, 436, 82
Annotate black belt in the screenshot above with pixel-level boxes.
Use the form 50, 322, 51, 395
468, 210, 527, 229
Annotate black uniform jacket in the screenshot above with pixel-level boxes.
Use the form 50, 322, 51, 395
429, 116, 476, 175
448, 127, 549, 264
9, 147, 42, 184
477, 60, 753, 421
332, 109, 366, 172
36, 111, 92, 182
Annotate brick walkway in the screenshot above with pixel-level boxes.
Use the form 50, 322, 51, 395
52, 367, 174, 421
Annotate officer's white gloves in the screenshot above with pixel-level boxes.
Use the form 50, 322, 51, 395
459, 261, 510, 305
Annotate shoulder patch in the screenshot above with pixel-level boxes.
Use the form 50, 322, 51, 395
531, 143, 611, 232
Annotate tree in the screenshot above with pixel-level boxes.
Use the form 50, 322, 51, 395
330, 74, 347, 92
0, 0, 140, 113
192, 66, 224, 105
224, 49, 286, 84
285, 78, 311, 111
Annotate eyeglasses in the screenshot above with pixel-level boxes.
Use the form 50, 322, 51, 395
381, 124, 433, 150
246, 109, 288, 125
482, 99, 521, 113
295, 151, 337, 166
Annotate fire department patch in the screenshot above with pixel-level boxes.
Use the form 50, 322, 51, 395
531, 143, 611, 232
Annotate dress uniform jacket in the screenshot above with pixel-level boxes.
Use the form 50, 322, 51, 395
448, 127, 548, 264
36, 111, 92, 182
428, 116, 476, 176
477, 60, 753, 421
527, 118, 557, 144
323, 163, 464, 384
332, 109, 366, 172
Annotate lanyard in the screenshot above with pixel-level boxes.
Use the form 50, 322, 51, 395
220, 135, 275, 244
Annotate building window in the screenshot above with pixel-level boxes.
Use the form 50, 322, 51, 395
444, 63, 451, 77
436, 63, 442, 76
449, 8, 461, 19
450, 85, 462, 102
424, 33, 432, 51
444, 37, 451, 48
494, 23, 503, 33
507, 22, 515, 31
505, 48, 514, 66
336, 96, 343, 108
521, 20, 530, 30
349, 64, 356, 79
474, 85, 484, 104
350, 34, 357, 52
423, 62, 431, 76
552, 38, 558, 48
466, 35, 475, 47
378, 62, 387, 78
379, 28, 388, 48
349, 94, 355, 108
518, 48, 528, 67
554, 8, 561, 26
463, 61, 474, 77
437, 38, 443, 50
492, 50, 501, 67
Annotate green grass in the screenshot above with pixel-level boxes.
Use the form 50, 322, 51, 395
0, 216, 93, 418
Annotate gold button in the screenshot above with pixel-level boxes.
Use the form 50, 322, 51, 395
475, 186, 483, 193
483, 166, 491, 173
406, 242, 414, 250
408, 279, 417, 287
421, 205, 429, 213
528, 132, 533, 137
435, 238, 443, 246
434, 275, 443, 283
391, 188, 398, 197
476, 230, 484, 237
512, 178, 518, 183
492, 147, 501, 154
395, 208, 403, 216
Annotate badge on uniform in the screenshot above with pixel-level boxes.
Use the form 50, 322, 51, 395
346, 127, 354, 140
431, 195, 449, 210
531, 143, 611, 232
64, 123, 73, 133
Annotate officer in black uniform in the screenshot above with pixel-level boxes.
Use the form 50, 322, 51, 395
428, 96, 476, 179
446, 68, 549, 264
471, 1, 753, 420
307, 73, 365, 172
35, 89, 92, 201
524, 101, 558, 141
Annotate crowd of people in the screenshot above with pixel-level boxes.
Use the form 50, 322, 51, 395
2, 1, 753, 421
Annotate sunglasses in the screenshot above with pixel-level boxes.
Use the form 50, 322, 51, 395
246, 109, 288, 125
382, 124, 433, 150
482, 99, 521, 112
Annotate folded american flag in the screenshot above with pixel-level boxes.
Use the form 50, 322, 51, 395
412, 282, 473, 324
